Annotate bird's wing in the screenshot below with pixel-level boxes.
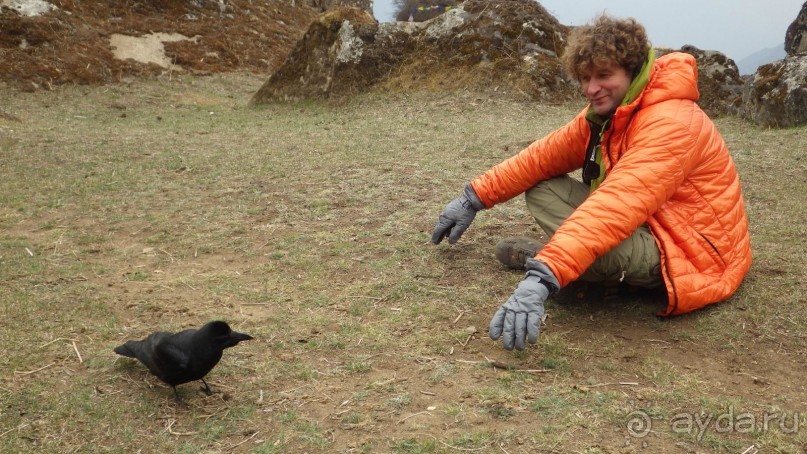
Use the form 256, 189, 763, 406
154, 336, 191, 371
130, 332, 169, 373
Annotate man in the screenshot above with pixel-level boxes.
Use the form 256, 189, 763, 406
431, 15, 752, 351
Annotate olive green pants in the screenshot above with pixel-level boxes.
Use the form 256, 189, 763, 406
524, 175, 663, 288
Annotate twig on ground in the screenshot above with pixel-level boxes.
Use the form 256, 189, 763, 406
279, 383, 309, 395
227, 431, 259, 450
370, 375, 411, 387
165, 419, 197, 436
72, 341, 83, 364
0, 423, 29, 439
437, 440, 492, 452
39, 337, 78, 348
586, 382, 640, 387
397, 411, 431, 424
158, 248, 174, 263
403, 432, 493, 451
454, 334, 474, 347
14, 363, 55, 376
455, 359, 480, 365
453, 310, 468, 324
483, 356, 552, 372
642, 338, 671, 344
737, 372, 770, 385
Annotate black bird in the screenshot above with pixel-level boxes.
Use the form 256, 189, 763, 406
114, 320, 253, 401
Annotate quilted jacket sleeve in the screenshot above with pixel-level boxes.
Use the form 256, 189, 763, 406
469, 110, 591, 208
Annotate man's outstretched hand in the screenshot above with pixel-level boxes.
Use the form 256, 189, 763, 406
431, 184, 484, 244
489, 259, 559, 350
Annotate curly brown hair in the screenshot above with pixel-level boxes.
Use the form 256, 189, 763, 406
561, 14, 650, 81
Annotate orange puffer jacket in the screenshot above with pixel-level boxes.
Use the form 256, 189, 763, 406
470, 52, 752, 316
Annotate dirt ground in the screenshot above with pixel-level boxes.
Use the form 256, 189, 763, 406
1, 2, 805, 453
1, 70, 805, 452
0, 0, 316, 91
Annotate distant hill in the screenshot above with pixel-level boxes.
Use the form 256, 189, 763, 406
736, 43, 786, 75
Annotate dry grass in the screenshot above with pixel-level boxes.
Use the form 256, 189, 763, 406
0, 72, 804, 453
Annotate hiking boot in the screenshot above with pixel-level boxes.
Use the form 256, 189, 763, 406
494, 237, 545, 269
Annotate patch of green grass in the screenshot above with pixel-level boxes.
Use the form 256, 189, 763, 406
295, 420, 330, 448
392, 437, 438, 453
539, 357, 570, 373
387, 392, 413, 410
427, 362, 456, 385
343, 360, 372, 374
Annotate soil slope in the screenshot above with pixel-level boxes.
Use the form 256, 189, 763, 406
0, 0, 317, 91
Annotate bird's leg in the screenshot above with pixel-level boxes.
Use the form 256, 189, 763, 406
173, 386, 186, 406
200, 378, 213, 396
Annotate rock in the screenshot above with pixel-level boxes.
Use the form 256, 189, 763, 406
0, 0, 57, 17
740, 4, 807, 127
785, 1, 807, 56
740, 56, 807, 127
656, 45, 744, 117
109, 32, 198, 69
250, 7, 379, 103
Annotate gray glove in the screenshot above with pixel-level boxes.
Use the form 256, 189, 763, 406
431, 184, 485, 244
489, 259, 559, 350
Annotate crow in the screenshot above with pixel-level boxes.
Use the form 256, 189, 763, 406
114, 320, 253, 401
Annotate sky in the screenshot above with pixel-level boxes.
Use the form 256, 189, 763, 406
371, 0, 804, 62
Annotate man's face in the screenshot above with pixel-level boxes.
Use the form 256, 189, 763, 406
580, 64, 632, 117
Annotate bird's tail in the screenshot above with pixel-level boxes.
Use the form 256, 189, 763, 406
113, 341, 139, 358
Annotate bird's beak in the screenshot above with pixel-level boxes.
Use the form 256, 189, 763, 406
223, 331, 253, 348
231, 332, 254, 343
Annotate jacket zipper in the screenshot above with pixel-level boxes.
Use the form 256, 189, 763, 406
697, 231, 726, 267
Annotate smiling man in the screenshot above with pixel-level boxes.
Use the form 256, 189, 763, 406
431, 15, 752, 351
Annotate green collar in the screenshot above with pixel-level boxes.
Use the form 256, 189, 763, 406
584, 49, 655, 192
623, 47, 655, 108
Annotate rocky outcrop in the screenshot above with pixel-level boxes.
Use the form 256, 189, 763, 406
741, 3, 807, 127
785, 1, 807, 55
741, 57, 807, 127
250, 8, 379, 101
0, 0, 319, 91
251, 0, 578, 104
